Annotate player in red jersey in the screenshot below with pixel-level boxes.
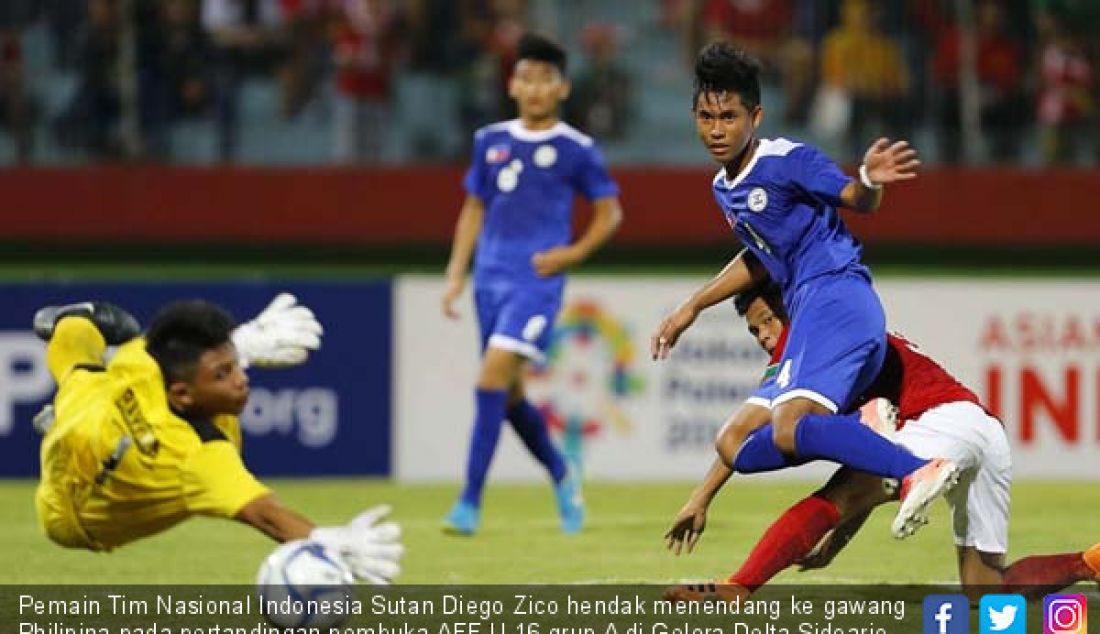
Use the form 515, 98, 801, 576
665, 281, 1100, 601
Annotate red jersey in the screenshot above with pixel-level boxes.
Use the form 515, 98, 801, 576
333, 21, 393, 99
861, 333, 982, 427
702, 0, 793, 42
765, 329, 982, 428
1038, 43, 1093, 124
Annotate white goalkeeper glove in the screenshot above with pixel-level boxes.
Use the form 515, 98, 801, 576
310, 505, 404, 585
232, 293, 324, 368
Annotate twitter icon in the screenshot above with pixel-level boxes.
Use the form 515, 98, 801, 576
980, 595, 1026, 634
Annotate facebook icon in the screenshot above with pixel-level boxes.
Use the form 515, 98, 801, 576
924, 595, 970, 634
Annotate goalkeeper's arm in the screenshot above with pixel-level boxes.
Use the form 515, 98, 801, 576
236, 493, 315, 542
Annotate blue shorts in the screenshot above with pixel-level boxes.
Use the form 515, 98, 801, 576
749, 381, 779, 410
758, 271, 886, 413
475, 284, 561, 363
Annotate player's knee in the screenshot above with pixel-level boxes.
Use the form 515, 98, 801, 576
770, 417, 799, 453
51, 316, 103, 346
715, 422, 746, 464
715, 434, 737, 465
475, 364, 512, 391
477, 349, 524, 391
36, 492, 96, 551
476, 377, 510, 392
47, 317, 106, 380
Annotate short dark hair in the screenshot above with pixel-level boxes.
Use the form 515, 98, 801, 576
517, 32, 567, 73
733, 281, 786, 319
145, 300, 236, 384
693, 42, 762, 111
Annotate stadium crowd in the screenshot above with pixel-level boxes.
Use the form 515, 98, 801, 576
0, 0, 1095, 166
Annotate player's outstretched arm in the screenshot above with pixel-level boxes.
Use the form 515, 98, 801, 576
235, 493, 316, 542
651, 249, 766, 359
532, 196, 623, 277
716, 401, 772, 466
442, 195, 485, 319
666, 402, 772, 555
841, 138, 921, 213
666, 458, 733, 555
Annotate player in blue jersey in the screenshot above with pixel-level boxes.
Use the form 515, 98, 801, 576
651, 42, 957, 538
440, 33, 623, 536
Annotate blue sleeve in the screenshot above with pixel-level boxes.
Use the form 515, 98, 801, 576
573, 143, 619, 201
789, 145, 852, 207
463, 132, 489, 199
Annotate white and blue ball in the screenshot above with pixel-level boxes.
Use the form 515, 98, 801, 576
257, 539, 355, 629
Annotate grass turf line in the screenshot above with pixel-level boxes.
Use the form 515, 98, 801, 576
0, 480, 1093, 585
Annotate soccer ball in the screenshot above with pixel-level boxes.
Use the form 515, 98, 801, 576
256, 539, 356, 629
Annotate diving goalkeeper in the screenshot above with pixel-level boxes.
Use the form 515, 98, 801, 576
33, 294, 403, 584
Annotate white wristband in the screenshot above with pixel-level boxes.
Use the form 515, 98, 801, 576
859, 164, 882, 190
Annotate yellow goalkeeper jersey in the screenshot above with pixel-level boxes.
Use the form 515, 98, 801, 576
36, 327, 269, 551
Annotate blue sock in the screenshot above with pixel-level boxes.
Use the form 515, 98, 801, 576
731, 424, 794, 473
507, 399, 567, 483
460, 388, 508, 506
794, 412, 927, 480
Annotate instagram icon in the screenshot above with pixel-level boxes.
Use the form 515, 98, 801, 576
1045, 594, 1087, 634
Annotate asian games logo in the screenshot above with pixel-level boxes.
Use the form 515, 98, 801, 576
528, 300, 644, 472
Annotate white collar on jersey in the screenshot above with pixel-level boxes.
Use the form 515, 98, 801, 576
504, 119, 594, 146
507, 119, 568, 142
714, 137, 802, 189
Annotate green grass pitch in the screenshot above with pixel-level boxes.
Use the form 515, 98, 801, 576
0, 479, 1094, 585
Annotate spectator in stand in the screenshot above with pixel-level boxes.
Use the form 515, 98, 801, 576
0, 30, 33, 163
55, 0, 123, 158
139, 0, 213, 159
455, 0, 527, 154
1035, 6, 1094, 165
817, 0, 910, 159
331, 0, 401, 163
201, 0, 286, 161
0, 1, 36, 162
42, 0, 85, 71
699, 0, 792, 65
699, 0, 814, 125
565, 23, 631, 141
276, 0, 331, 119
932, 0, 1027, 163
663, 0, 706, 68
404, 0, 462, 73
1084, 4, 1100, 163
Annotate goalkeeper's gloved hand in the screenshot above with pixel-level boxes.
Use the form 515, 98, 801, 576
232, 293, 324, 368
310, 505, 404, 584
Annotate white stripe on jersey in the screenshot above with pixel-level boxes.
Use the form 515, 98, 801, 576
714, 137, 804, 189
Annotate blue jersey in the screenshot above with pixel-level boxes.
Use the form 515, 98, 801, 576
711, 137, 866, 307
463, 119, 619, 296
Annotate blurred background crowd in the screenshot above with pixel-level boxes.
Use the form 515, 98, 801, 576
0, 0, 1095, 167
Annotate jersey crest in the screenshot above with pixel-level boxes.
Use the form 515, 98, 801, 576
486, 143, 511, 164
534, 145, 557, 167
747, 187, 768, 212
